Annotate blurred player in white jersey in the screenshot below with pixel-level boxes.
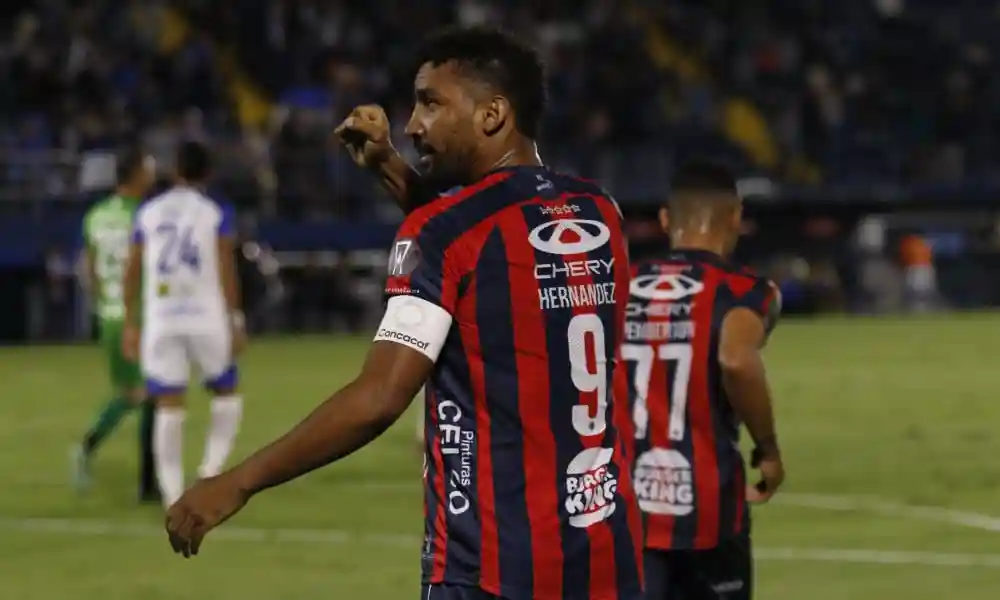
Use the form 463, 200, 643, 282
122, 141, 247, 508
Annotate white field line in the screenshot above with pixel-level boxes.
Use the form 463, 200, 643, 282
776, 493, 1000, 533
9, 478, 1000, 534
3, 517, 1000, 568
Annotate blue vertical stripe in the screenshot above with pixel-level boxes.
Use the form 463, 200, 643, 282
435, 324, 482, 582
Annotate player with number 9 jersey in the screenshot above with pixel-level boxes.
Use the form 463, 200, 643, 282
385, 166, 643, 600
159, 29, 640, 599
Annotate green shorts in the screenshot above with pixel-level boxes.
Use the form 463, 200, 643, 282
99, 320, 143, 390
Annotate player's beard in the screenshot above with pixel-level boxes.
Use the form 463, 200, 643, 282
421, 150, 475, 193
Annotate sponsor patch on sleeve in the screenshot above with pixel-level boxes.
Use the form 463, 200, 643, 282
373, 295, 453, 362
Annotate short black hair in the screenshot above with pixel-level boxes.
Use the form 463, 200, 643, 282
414, 26, 547, 138
670, 160, 738, 195
116, 146, 145, 184
176, 140, 212, 182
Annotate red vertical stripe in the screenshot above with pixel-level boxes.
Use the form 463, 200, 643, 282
642, 313, 674, 549
502, 211, 563, 600
733, 455, 746, 535
690, 267, 722, 549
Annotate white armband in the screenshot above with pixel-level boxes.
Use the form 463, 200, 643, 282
374, 296, 452, 362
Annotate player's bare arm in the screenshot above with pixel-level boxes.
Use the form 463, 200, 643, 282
719, 307, 784, 502
217, 233, 246, 354
333, 105, 432, 212
121, 241, 143, 361
165, 340, 432, 557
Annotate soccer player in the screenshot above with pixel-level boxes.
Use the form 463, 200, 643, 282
621, 161, 784, 600
165, 26, 645, 600
122, 141, 247, 509
73, 147, 159, 502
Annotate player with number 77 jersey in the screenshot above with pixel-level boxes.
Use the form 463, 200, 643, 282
621, 161, 783, 600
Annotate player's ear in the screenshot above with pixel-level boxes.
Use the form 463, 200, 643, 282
658, 207, 670, 234
480, 96, 508, 136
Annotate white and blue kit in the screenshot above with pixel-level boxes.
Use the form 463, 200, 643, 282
131, 186, 237, 394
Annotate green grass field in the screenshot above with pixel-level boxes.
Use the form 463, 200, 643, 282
2, 314, 1000, 599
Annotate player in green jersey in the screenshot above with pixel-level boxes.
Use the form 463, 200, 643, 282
72, 147, 159, 502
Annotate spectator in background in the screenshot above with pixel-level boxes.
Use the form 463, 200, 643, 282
899, 234, 939, 313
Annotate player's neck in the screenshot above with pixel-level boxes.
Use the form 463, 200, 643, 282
474, 139, 542, 180
116, 186, 141, 200
174, 179, 205, 192
670, 233, 728, 258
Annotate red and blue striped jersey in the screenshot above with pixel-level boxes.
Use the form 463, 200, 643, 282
622, 250, 778, 551
385, 166, 643, 600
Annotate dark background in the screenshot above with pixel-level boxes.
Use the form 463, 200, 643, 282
3, 0, 999, 342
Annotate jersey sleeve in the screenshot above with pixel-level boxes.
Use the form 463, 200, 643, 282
217, 202, 236, 236
374, 213, 458, 362
732, 278, 782, 336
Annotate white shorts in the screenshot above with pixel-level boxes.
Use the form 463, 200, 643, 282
141, 325, 236, 394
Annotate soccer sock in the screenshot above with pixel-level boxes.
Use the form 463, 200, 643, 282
138, 400, 157, 493
153, 407, 186, 508
82, 396, 133, 454
197, 395, 243, 479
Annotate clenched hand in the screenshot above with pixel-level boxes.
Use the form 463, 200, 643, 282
165, 473, 250, 557
334, 104, 394, 168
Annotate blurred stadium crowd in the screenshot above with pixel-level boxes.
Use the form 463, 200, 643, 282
3, 0, 1000, 217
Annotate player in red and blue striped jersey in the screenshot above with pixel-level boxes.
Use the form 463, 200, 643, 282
622, 162, 783, 600
164, 26, 643, 600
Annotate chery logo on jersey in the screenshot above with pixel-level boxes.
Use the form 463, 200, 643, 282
388, 238, 421, 277
630, 274, 705, 301
528, 219, 611, 255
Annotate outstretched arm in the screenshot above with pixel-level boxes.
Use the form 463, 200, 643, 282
234, 340, 431, 495
166, 293, 453, 557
